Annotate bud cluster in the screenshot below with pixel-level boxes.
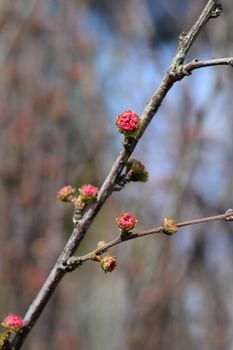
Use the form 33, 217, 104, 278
86, 242, 118, 274
57, 184, 99, 206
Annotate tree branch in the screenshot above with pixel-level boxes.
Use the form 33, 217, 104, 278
11, 1, 227, 348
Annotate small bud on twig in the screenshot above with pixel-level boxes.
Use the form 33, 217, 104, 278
125, 159, 149, 182
100, 255, 117, 273
116, 212, 137, 238
162, 218, 178, 236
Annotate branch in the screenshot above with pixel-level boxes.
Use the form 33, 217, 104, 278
61, 209, 233, 272
11, 1, 226, 349
171, 0, 222, 67
182, 57, 233, 74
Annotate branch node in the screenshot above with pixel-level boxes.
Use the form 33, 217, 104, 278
59, 257, 82, 272
210, 4, 223, 19
112, 184, 124, 191
72, 205, 84, 226
178, 31, 187, 44
170, 65, 191, 81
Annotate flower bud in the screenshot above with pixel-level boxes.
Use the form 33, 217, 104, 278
162, 218, 178, 236
79, 184, 99, 201
126, 159, 149, 182
116, 212, 137, 233
115, 110, 140, 136
2, 314, 25, 332
57, 185, 76, 202
100, 255, 117, 273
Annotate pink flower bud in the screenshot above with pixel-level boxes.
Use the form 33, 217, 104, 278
79, 184, 99, 201
100, 255, 117, 273
116, 212, 137, 232
2, 314, 25, 332
115, 110, 140, 136
57, 185, 76, 202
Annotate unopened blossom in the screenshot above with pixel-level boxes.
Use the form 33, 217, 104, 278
126, 159, 149, 182
2, 314, 25, 332
57, 185, 76, 202
116, 212, 137, 232
162, 218, 178, 236
79, 184, 99, 201
115, 110, 140, 135
100, 255, 117, 273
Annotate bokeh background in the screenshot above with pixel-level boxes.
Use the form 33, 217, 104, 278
0, 0, 233, 349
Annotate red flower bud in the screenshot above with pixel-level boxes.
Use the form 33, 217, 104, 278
116, 212, 137, 232
115, 110, 140, 136
79, 184, 99, 201
2, 314, 25, 332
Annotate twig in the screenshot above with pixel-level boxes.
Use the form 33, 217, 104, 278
182, 57, 233, 73
11, 1, 228, 349
173, 57, 233, 79
62, 209, 233, 271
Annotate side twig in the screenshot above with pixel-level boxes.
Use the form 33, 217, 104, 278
182, 57, 233, 74
61, 209, 233, 272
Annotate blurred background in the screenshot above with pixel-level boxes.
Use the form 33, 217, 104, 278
0, 0, 233, 349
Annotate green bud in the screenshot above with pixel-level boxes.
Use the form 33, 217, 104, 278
162, 218, 178, 236
126, 159, 149, 182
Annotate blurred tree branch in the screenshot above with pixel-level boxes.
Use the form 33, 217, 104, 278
10, 1, 233, 348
